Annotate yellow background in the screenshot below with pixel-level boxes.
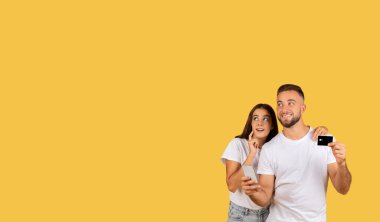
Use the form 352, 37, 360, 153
1, 0, 379, 221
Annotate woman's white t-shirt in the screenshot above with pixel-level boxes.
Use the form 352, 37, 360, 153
221, 138, 263, 210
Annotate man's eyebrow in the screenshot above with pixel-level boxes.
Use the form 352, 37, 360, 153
277, 99, 297, 103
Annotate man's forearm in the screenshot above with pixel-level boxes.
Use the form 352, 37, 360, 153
249, 190, 271, 207
334, 162, 352, 194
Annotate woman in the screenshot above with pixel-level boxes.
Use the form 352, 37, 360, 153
221, 104, 328, 222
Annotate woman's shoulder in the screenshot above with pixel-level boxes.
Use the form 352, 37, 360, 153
230, 137, 247, 144
227, 137, 247, 149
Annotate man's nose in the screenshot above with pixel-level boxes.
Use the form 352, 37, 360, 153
280, 105, 290, 112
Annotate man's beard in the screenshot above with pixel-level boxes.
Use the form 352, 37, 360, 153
278, 113, 301, 128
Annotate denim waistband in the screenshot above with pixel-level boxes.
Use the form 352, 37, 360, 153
229, 201, 269, 216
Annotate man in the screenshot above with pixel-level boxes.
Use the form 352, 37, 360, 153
241, 84, 352, 222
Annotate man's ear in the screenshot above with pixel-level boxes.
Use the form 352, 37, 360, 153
301, 104, 306, 113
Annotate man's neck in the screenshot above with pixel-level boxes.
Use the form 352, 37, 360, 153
282, 120, 310, 140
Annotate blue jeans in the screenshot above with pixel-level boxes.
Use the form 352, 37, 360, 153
227, 201, 269, 222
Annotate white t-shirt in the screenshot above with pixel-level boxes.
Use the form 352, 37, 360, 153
221, 138, 263, 210
258, 127, 336, 222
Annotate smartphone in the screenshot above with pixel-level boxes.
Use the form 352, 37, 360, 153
317, 136, 333, 146
242, 165, 257, 181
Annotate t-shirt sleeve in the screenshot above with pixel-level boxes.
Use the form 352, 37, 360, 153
221, 139, 244, 165
257, 145, 275, 175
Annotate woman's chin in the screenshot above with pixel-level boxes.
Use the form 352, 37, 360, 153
254, 134, 269, 140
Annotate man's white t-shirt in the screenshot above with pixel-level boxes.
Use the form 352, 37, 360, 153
221, 138, 263, 210
257, 127, 336, 222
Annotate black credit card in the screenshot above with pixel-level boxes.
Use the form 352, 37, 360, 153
317, 136, 333, 146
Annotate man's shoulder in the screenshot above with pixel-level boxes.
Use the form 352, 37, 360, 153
262, 134, 282, 150
309, 126, 334, 139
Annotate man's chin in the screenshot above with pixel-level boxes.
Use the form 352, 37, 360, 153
280, 120, 296, 128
